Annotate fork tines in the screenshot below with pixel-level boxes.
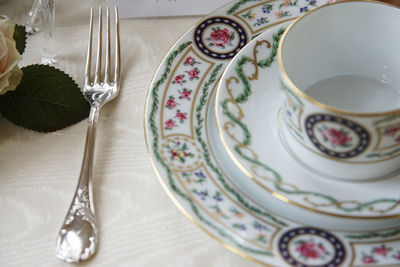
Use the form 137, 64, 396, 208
85, 6, 120, 89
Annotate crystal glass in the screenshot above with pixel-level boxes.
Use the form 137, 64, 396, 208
26, 0, 56, 64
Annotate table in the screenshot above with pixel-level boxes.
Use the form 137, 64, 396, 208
1, 0, 398, 266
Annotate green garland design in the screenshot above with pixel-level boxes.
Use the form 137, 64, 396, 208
374, 113, 400, 126
367, 147, 400, 159
346, 229, 400, 240
194, 63, 287, 227
227, 0, 264, 15
149, 41, 280, 257
219, 28, 400, 214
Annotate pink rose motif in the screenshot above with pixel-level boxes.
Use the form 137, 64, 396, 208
384, 127, 399, 137
173, 75, 184, 85
166, 98, 176, 109
373, 245, 391, 257
165, 119, 175, 129
362, 255, 376, 264
276, 11, 284, 19
185, 56, 194, 65
322, 128, 352, 146
180, 89, 191, 99
210, 28, 231, 47
187, 68, 199, 79
176, 111, 187, 121
296, 242, 319, 259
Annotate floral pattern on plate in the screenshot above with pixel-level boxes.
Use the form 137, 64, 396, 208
305, 114, 370, 158
231, 0, 334, 35
279, 227, 345, 266
215, 13, 400, 219
145, 0, 400, 266
350, 237, 400, 266
371, 122, 400, 155
194, 17, 248, 60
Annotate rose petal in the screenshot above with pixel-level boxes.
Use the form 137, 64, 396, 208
0, 65, 22, 95
0, 70, 10, 91
0, 31, 8, 73
0, 17, 22, 94
0, 16, 15, 40
0, 37, 22, 80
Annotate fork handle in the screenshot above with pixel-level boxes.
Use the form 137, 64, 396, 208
77, 104, 100, 209
55, 104, 100, 262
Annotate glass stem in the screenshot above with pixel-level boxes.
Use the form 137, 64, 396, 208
26, 0, 43, 35
40, 0, 56, 64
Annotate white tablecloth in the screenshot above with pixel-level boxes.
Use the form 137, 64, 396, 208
0, 0, 261, 266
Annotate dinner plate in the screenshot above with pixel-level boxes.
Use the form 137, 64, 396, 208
144, 0, 400, 266
214, 18, 400, 230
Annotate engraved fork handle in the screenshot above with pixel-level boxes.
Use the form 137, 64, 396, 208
56, 5, 120, 262
55, 104, 100, 262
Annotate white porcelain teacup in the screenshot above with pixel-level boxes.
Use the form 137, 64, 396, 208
277, 0, 400, 182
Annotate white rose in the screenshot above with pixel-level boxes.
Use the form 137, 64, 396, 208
0, 16, 22, 95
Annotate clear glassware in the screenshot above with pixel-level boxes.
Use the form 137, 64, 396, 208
26, 0, 56, 64
26, 0, 42, 34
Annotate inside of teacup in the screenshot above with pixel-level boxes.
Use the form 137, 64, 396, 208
280, 1, 400, 113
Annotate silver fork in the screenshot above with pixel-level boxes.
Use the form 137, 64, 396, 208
55, 6, 120, 263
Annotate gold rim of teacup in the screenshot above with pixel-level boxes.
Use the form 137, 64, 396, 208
277, 0, 400, 117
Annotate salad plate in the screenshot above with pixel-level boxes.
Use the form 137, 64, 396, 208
144, 0, 400, 266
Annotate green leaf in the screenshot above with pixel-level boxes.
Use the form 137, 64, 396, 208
0, 64, 90, 132
13, 24, 27, 55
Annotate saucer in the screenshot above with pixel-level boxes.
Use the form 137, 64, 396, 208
215, 21, 400, 224
145, 0, 400, 266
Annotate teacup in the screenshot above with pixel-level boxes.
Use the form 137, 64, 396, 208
277, 0, 400, 182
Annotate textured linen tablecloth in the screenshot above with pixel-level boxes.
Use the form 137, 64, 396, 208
0, 0, 260, 266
